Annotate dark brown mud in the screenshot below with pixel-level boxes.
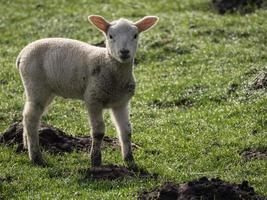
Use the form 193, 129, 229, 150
138, 177, 266, 200
0, 122, 139, 154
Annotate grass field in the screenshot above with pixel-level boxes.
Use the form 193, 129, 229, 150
0, 0, 267, 199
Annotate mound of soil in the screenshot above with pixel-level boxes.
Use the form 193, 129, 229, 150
149, 98, 193, 109
0, 176, 12, 184
0, 122, 139, 154
250, 70, 267, 90
83, 164, 157, 180
242, 148, 267, 161
138, 177, 266, 200
212, 0, 263, 14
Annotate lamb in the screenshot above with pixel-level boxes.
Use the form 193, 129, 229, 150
16, 15, 159, 168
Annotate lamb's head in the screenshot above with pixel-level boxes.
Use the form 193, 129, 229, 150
89, 15, 159, 63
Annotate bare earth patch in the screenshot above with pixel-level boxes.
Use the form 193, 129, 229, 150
0, 176, 12, 184
0, 122, 139, 154
212, 0, 263, 14
250, 70, 267, 90
241, 148, 267, 161
81, 164, 157, 180
138, 177, 266, 200
149, 98, 193, 109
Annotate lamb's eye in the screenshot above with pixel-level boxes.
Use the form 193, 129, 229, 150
109, 34, 113, 39
133, 33, 138, 39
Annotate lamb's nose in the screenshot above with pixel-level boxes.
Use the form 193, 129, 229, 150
119, 49, 130, 59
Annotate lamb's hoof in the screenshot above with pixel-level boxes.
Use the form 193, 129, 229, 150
128, 163, 138, 172
124, 154, 137, 170
125, 160, 138, 171
91, 156, 102, 167
31, 155, 47, 167
32, 159, 47, 167
91, 153, 102, 167
91, 160, 101, 167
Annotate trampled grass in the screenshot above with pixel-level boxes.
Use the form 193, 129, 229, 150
0, 0, 266, 199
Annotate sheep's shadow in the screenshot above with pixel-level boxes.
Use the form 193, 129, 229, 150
76, 164, 158, 192
79, 164, 157, 181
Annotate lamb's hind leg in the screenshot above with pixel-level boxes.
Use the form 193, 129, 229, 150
23, 95, 54, 151
22, 87, 54, 166
23, 101, 46, 165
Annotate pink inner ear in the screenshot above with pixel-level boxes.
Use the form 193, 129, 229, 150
136, 17, 158, 32
90, 16, 109, 33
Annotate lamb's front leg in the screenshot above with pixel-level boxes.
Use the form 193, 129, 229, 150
111, 104, 136, 169
87, 104, 105, 167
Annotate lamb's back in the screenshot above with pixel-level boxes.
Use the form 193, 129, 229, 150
18, 38, 106, 99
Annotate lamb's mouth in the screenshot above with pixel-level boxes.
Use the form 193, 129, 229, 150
119, 54, 130, 61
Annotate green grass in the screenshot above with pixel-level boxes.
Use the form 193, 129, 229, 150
0, 0, 267, 199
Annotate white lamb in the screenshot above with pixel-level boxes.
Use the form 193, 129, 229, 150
16, 15, 158, 168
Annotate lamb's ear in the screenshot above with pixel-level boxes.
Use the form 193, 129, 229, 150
134, 16, 159, 33
88, 15, 110, 33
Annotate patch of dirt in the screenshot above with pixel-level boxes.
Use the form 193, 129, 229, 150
149, 37, 173, 49
250, 70, 267, 90
241, 148, 267, 161
0, 122, 139, 154
149, 85, 210, 109
0, 79, 8, 85
83, 164, 157, 180
0, 176, 12, 184
227, 83, 239, 95
212, 0, 263, 14
138, 177, 266, 200
149, 98, 194, 109
149, 37, 192, 55
163, 45, 191, 55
